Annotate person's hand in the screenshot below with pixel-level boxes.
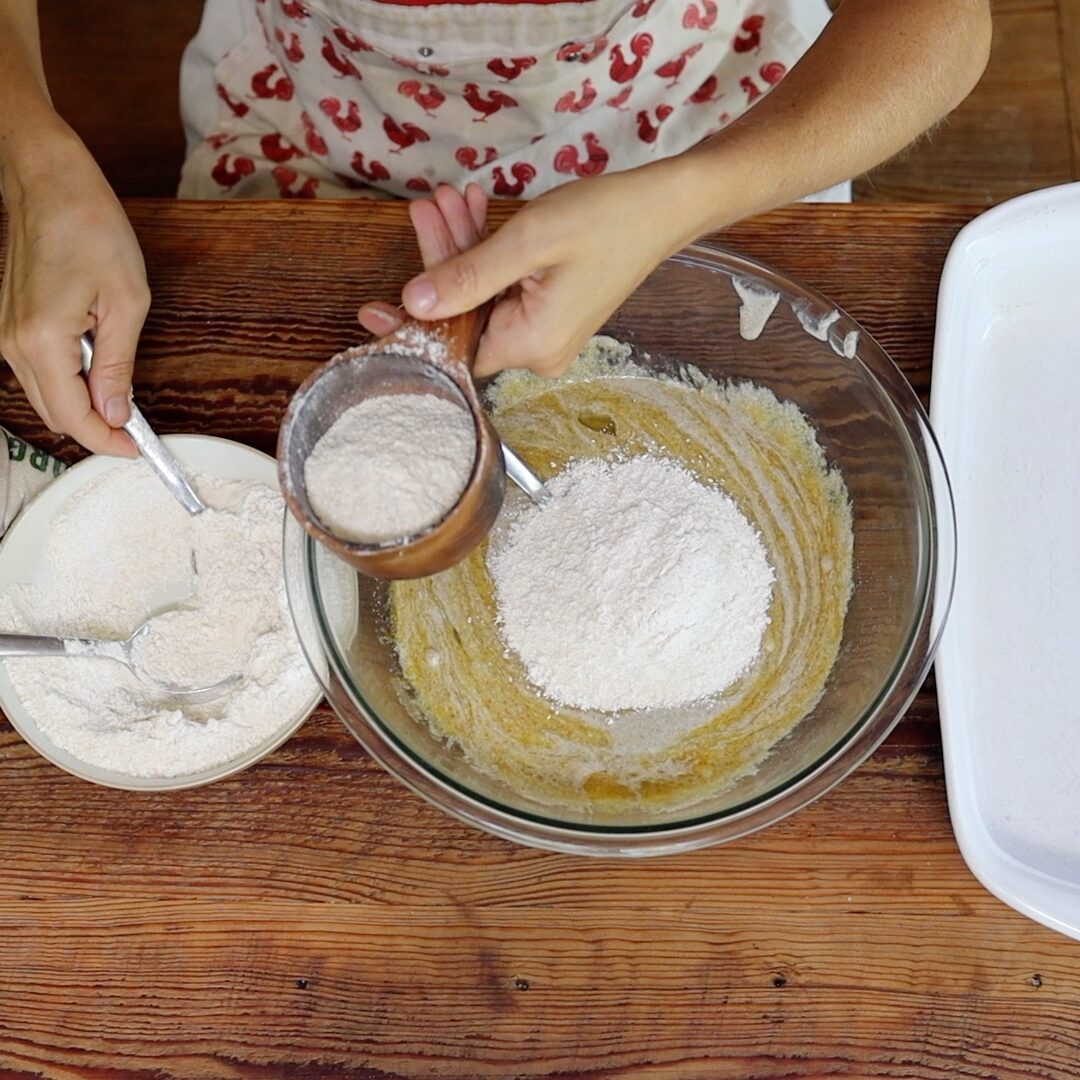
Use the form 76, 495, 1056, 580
0, 127, 145, 455
358, 167, 699, 378
358, 182, 490, 341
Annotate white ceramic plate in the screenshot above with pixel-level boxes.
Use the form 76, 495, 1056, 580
0, 434, 324, 791
932, 182, 1080, 940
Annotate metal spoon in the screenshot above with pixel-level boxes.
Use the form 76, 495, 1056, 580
503, 443, 552, 507
0, 620, 239, 704
79, 332, 206, 515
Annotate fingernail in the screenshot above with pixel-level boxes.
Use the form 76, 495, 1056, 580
104, 395, 129, 427
404, 276, 437, 314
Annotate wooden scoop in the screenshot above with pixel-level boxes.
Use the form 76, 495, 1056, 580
277, 309, 507, 579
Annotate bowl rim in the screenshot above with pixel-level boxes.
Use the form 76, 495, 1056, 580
296, 243, 957, 854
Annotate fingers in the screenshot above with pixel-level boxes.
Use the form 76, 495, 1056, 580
87, 288, 149, 428
409, 197, 459, 269
36, 338, 137, 456
408, 184, 487, 271
465, 183, 488, 237
357, 302, 405, 336
471, 265, 603, 381
402, 220, 538, 321
433, 184, 481, 253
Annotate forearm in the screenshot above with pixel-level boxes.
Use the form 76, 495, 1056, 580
0, 0, 73, 199
668, 0, 992, 236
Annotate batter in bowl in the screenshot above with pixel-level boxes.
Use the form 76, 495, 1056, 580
390, 338, 854, 814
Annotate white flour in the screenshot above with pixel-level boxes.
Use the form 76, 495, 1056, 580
305, 393, 475, 544
0, 461, 317, 778
488, 455, 775, 713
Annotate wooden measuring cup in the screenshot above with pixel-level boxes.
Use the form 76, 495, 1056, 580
277, 308, 507, 579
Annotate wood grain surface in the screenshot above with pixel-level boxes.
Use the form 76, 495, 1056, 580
0, 200, 1076, 1080
853, 0, 1076, 203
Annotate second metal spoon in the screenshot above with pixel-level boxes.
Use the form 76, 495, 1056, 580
79, 332, 206, 515
0, 620, 239, 704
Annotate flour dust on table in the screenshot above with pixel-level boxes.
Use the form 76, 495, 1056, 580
392, 337, 854, 814
0, 461, 318, 778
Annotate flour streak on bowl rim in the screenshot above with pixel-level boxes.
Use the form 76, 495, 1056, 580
0, 434, 324, 792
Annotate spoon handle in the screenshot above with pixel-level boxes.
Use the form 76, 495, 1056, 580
0, 632, 124, 661
79, 333, 207, 515
502, 443, 552, 506
0, 633, 68, 657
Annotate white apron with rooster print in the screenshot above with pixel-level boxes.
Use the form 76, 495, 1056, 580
179, 0, 840, 200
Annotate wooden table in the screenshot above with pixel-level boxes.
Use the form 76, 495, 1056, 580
0, 201, 1074, 1080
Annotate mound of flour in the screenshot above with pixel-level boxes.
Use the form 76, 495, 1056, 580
488, 455, 775, 713
305, 393, 476, 544
0, 461, 317, 778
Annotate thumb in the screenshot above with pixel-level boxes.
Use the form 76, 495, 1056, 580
87, 311, 142, 428
401, 224, 537, 320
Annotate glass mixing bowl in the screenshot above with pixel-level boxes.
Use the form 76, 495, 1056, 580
283, 244, 955, 856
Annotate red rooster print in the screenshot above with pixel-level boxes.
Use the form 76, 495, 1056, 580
398, 80, 446, 117
392, 55, 451, 77
406, 178, 433, 192
632, 0, 657, 16
760, 61, 786, 85
456, 145, 498, 170
606, 86, 633, 111
211, 153, 255, 189
637, 104, 673, 144
351, 151, 390, 182
275, 29, 305, 64
320, 97, 362, 134
301, 111, 328, 155
216, 83, 249, 117
682, 0, 718, 30
733, 14, 764, 53
384, 116, 431, 153
740, 75, 761, 103
260, 132, 303, 162
334, 27, 373, 52
553, 133, 609, 177
655, 44, 702, 87
322, 37, 361, 79
488, 57, 537, 81
272, 166, 318, 198
280, 0, 307, 20
687, 74, 720, 105
610, 34, 652, 83
492, 162, 536, 196
251, 64, 293, 101
557, 38, 608, 63
463, 84, 518, 122
555, 78, 597, 114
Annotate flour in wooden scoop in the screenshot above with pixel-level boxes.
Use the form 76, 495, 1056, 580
305, 394, 476, 544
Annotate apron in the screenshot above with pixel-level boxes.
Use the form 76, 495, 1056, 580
178, 0, 834, 200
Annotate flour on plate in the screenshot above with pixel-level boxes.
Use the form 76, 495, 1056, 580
0, 461, 317, 778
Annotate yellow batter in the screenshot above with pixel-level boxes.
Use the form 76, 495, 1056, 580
390, 339, 853, 814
